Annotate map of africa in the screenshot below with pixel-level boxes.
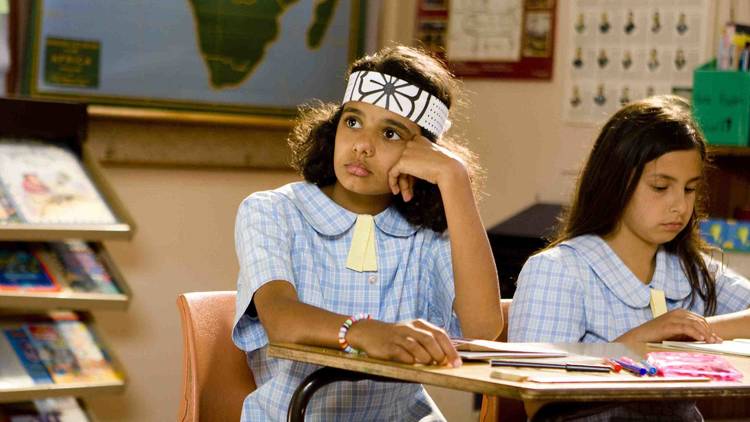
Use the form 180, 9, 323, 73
26, 0, 363, 116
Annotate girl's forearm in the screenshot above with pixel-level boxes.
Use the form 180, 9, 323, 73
438, 165, 502, 340
707, 308, 750, 339
253, 281, 348, 348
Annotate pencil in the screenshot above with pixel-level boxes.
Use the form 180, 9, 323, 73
489, 360, 611, 373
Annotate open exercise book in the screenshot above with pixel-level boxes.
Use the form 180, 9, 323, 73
654, 339, 750, 357
451, 338, 568, 360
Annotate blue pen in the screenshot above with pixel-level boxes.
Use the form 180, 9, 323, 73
613, 358, 646, 376
639, 359, 658, 376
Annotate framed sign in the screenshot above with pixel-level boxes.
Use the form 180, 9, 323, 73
415, 0, 556, 80
21, 0, 365, 120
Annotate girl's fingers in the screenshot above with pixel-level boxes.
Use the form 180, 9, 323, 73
388, 165, 401, 195
398, 336, 433, 364
412, 321, 460, 367
387, 343, 415, 364
409, 329, 447, 365
404, 175, 415, 202
398, 175, 411, 202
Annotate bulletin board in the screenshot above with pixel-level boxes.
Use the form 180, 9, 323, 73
415, 0, 556, 80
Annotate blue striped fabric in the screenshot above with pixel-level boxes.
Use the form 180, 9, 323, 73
509, 234, 750, 343
232, 182, 461, 421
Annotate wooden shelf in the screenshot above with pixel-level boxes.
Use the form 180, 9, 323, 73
0, 291, 129, 312
0, 380, 125, 404
0, 223, 133, 242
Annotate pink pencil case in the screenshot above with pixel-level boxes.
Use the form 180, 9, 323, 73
646, 351, 743, 381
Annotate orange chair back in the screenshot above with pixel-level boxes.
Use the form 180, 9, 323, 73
177, 291, 256, 422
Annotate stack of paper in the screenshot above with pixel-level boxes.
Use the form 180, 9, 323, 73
451, 338, 568, 360
655, 339, 750, 357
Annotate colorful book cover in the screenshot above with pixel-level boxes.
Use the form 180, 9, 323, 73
55, 320, 119, 383
2, 328, 53, 384
33, 397, 89, 422
0, 141, 117, 225
0, 331, 35, 388
0, 245, 60, 291
23, 323, 82, 384
50, 241, 119, 294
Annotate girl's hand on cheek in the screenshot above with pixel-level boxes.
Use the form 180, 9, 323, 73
346, 318, 462, 368
619, 309, 722, 343
388, 136, 467, 202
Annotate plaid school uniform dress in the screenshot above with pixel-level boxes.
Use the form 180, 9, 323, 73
233, 182, 462, 422
508, 234, 750, 422
509, 234, 750, 343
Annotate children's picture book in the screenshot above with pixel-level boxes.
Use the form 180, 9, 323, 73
0, 183, 20, 224
0, 140, 117, 225
55, 319, 119, 382
0, 244, 60, 291
0, 397, 90, 422
50, 241, 120, 294
3, 327, 53, 384
0, 329, 35, 388
23, 323, 82, 384
33, 397, 90, 422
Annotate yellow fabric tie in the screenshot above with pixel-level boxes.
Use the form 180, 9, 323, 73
649, 289, 667, 318
346, 214, 378, 272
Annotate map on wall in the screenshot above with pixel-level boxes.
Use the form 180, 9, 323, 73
22, 0, 365, 117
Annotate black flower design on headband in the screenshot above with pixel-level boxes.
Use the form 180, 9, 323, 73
355, 72, 427, 120
343, 71, 449, 136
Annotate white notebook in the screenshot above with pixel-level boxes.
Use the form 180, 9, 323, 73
655, 339, 750, 357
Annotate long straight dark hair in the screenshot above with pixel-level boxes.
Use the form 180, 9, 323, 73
549, 95, 717, 315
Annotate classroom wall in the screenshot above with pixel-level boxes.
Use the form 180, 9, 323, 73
78, 1, 750, 421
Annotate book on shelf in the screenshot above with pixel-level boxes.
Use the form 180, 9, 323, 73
0, 397, 89, 422
2, 328, 53, 385
49, 241, 120, 294
33, 397, 90, 422
22, 323, 82, 384
0, 140, 117, 225
54, 316, 119, 382
0, 244, 60, 292
0, 183, 21, 225
0, 329, 35, 388
0, 241, 121, 295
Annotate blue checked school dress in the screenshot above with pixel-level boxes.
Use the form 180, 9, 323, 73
232, 182, 462, 421
509, 234, 750, 343
509, 234, 750, 422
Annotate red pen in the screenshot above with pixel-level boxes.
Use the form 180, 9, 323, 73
603, 358, 622, 373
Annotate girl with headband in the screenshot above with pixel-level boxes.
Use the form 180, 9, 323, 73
232, 46, 502, 421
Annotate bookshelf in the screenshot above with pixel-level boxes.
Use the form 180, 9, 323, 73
0, 97, 132, 412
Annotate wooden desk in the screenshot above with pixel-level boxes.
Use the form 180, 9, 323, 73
268, 342, 750, 421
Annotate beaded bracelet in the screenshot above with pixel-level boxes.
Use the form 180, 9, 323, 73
338, 313, 372, 354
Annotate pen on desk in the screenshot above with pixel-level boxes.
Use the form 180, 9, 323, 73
613, 358, 646, 376
602, 358, 622, 373
639, 359, 658, 376
620, 356, 656, 376
490, 360, 611, 373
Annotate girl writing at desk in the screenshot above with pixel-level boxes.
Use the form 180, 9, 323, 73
509, 95, 750, 421
232, 46, 501, 421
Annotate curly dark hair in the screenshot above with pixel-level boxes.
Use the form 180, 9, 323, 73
288, 46, 481, 232
548, 95, 717, 315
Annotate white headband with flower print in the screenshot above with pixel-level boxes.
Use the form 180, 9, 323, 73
342, 70, 450, 137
